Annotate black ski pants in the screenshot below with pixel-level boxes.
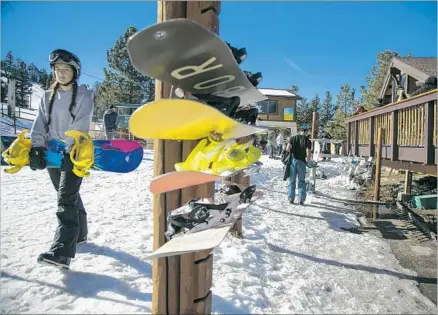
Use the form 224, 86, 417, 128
47, 166, 87, 258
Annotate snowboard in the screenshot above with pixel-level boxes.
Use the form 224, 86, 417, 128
149, 161, 262, 194
127, 18, 267, 107
1, 135, 144, 174
146, 185, 258, 260
129, 99, 266, 141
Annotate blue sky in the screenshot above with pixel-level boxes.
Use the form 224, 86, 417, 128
1, 1, 437, 101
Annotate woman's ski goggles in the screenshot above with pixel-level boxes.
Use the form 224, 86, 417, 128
49, 49, 80, 65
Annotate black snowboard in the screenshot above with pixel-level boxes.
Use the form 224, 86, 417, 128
127, 19, 267, 107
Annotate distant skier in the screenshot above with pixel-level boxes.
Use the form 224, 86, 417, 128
283, 124, 312, 205
103, 105, 118, 139
29, 49, 94, 269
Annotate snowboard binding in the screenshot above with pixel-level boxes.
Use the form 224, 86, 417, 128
65, 130, 95, 177
1, 130, 32, 174
174, 137, 261, 176
165, 201, 230, 240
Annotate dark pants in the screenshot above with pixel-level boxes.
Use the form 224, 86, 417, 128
47, 167, 87, 258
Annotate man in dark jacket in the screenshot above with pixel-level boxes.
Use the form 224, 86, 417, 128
103, 105, 118, 139
284, 125, 312, 205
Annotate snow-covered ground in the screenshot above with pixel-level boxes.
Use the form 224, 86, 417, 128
1, 119, 436, 314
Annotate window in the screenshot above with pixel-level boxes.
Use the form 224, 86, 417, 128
257, 100, 278, 114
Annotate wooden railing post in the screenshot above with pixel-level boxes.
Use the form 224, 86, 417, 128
369, 116, 375, 157
347, 122, 351, 155
391, 110, 398, 161
373, 127, 383, 221
354, 121, 359, 156
424, 100, 435, 164
152, 2, 220, 315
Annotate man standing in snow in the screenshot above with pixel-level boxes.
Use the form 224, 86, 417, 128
285, 125, 312, 205
103, 105, 118, 139
276, 131, 284, 155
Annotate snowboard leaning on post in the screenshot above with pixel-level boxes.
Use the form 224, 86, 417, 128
1, 130, 144, 176
127, 18, 266, 257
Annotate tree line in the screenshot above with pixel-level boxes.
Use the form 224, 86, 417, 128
1, 51, 52, 108
294, 50, 403, 140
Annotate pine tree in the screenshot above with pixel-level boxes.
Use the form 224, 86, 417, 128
296, 97, 312, 128
27, 63, 39, 83
4, 51, 17, 79
310, 93, 320, 113
290, 85, 299, 95
326, 106, 348, 140
336, 83, 356, 115
361, 49, 401, 109
96, 26, 154, 108
15, 59, 32, 108
320, 91, 334, 127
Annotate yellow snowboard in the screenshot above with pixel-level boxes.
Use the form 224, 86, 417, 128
129, 99, 265, 141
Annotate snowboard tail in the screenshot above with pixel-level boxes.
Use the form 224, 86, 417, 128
149, 161, 262, 194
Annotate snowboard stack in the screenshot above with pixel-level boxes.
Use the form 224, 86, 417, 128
126, 2, 266, 314
127, 17, 268, 258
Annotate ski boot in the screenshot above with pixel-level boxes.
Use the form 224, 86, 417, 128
65, 130, 94, 177
1, 130, 32, 174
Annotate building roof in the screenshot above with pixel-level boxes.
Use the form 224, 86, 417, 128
258, 88, 302, 99
379, 56, 437, 101
394, 57, 437, 77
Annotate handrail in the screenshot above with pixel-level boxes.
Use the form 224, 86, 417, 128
346, 89, 437, 122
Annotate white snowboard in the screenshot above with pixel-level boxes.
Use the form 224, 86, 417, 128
146, 190, 259, 260
146, 222, 234, 260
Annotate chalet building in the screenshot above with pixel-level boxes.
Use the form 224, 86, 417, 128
379, 57, 437, 105
256, 88, 302, 134
345, 56, 437, 175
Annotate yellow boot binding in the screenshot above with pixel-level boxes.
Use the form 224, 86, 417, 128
1, 130, 32, 174
65, 130, 95, 178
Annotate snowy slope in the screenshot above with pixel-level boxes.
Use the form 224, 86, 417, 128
1, 154, 436, 314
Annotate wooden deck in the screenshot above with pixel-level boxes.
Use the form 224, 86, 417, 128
345, 89, 437, 176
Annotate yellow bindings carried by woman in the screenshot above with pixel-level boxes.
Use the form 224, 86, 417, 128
174, 134, 261, 175
64, 130, 95, 178
1, 130, 32, 174
1, 130, 94, 177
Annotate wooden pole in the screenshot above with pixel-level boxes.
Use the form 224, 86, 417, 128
404, 171, 412, 194
152, 2, 220, 315
373, 127, 383, 221
311, 111, 318, 140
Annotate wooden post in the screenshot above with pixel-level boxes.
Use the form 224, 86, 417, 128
404, 171, 413, 194
311, 111, 318, 157
373, 127, 383, 221
152, 2, 220, 315
354, 121, 359, 156
391, 110, 398, 161
369, 116, 375, 157
424, 100, 435, 165
311, 111, 318, 141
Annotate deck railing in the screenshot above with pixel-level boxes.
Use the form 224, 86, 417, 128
345, 89, 437, 174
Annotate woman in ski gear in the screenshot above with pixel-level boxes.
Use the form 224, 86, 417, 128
29, 49, 94, 269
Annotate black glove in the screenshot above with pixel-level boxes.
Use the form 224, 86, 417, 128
61, 152, 74, 172
29, 147, 47, 170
